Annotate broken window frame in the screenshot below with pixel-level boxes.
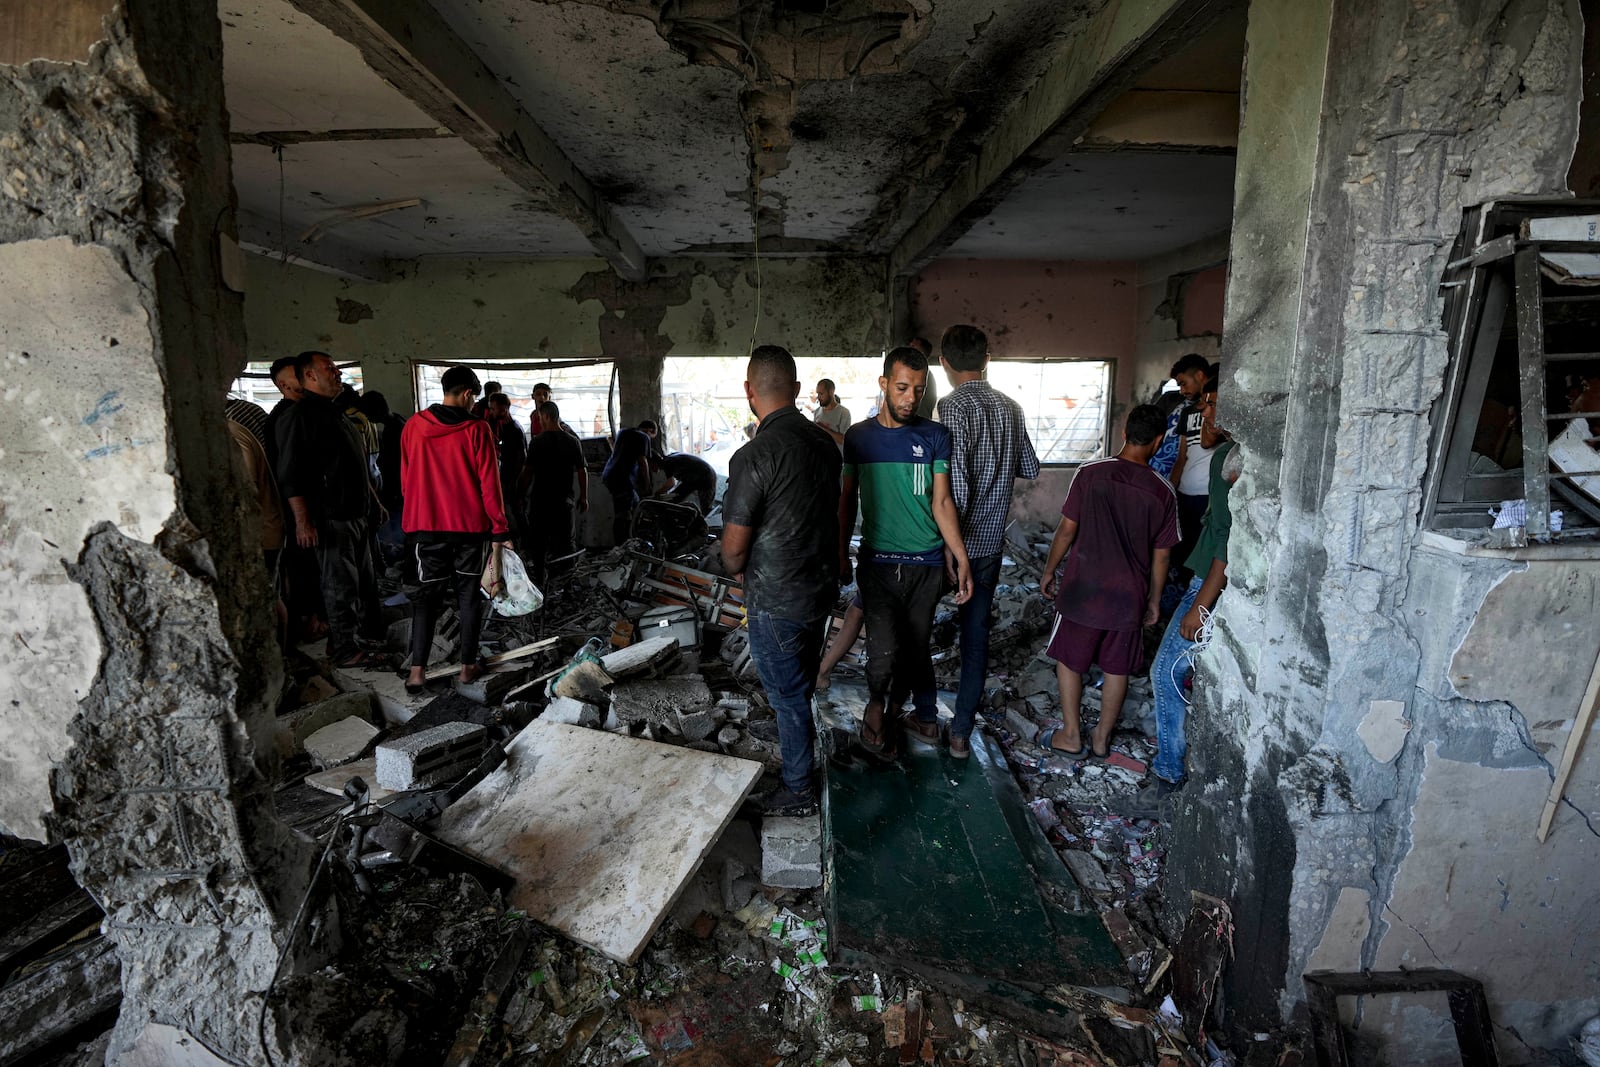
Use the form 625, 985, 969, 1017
1423, 199, 1600, 537
984, 356, 1114, 465
229, 360, 363, 408
411, 358, 619, 435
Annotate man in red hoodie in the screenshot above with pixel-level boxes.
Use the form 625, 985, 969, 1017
400, 366, 512, 692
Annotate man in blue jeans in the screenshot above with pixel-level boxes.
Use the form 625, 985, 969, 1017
721, 345, 843, 816
937, 325, 1040, 756
1131, 380, 1237, 818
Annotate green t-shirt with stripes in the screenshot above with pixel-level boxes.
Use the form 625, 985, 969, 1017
842, 416, 952, 565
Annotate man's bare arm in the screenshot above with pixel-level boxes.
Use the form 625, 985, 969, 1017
1144, 547, 1171, 626
721, 523, 753, 575
1040, 516, 1079, 599
930, 471, 971, 603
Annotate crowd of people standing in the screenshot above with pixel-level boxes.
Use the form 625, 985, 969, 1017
226, 337, 1235, 824
725, 332, 1234, 820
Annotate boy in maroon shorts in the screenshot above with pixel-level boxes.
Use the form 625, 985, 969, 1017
1038, 404, 1179, 758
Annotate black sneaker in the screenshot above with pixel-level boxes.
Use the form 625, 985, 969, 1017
1123, 777, 1182, 820
759, 785, 819, 818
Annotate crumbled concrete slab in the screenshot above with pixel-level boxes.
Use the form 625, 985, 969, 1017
375, 721, 486, 790
303, 759, 396, 803
600, 636, 682, 681
276, 691, 374, 758
332, 665, 432, 726
435, 721, 762, 963
543, 696, 602, 727
122, 1022, 239, 1067
1358, 700, 1411, 764
676, 708, 717, 742
611, 676, 714, 727
303, 717, 380, 770
1063, 850, 1116, 898
761, 815, 822, 889
717, 724, 742, 746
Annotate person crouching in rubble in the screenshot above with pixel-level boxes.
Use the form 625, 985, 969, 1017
399, 365, 512, 695
1129, 378, 1236, 819
721, 345, 842, 817
1037, 404, 1179, 761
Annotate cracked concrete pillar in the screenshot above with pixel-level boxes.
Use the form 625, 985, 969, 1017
1166, 0, 1586, 1050
0, 2, 316, 1062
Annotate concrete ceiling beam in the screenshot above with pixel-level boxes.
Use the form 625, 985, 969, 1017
235, 210, 394, 283
285, 0, 650, 282
1077, 89, 1239, 151
885, 0, 1237, 281
231, 127, 454, 147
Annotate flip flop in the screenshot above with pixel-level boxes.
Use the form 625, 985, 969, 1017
859, 700, 892, 755
901, 715, 941, 747
1035, 726, 1089, 759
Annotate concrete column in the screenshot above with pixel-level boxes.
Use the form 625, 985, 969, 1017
1167, 0, 1585, 1048
0, 2, 315, 1062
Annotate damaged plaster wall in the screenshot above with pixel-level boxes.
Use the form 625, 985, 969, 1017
1, 2, 314, 1062
1132, 233, 1229, 401
0, 239, 175, 841
1168, 0, 1592, 1060
243, 255, 887, 414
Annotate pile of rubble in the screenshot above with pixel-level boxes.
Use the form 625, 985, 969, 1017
4, 528, 1276, 1066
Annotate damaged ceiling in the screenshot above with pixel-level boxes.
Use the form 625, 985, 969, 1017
221, 0, 1244, 275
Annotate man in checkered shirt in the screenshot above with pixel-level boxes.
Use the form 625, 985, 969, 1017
937, 324, 1041, 757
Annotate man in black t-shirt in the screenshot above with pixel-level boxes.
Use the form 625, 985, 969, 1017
520, 401, 589, 582
655, 452, 717, 514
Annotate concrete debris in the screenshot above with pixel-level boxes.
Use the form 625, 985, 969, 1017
550, 658, 613, 705
303, 716, 381, 770
675, 707, 717, 742
238, 529, 1251, 1066
600, 635, 682, 680
375, 721, 486, 790
1576, 1014, 1600, 1067
761, 815, 823, 889
121, 1022, 238, 1067
0, 938, 120, 1064
276, 690, 375, 758
610, 675, 714, 728
542, 695, 603, 727
435, 720, 762, 963
303, 758, 397, 802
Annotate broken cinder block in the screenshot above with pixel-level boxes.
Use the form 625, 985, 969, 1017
303, 716, 380, 770
760, 815, 822, 889
375, 721, 486, 790
542, 696, 602, 728
599, 636, 682, 681
675, 708, 717, 742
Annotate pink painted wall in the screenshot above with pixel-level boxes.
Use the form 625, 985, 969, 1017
912, 259, 1142, 528
1180, 264, 1227, 338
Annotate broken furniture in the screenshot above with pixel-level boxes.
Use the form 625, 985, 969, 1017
1303, 969, 1499, 1067
434, 720, 762, 963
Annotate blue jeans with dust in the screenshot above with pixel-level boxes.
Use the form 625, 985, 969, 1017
1150, 575, 1204, 785
746, 611, 826, 796
952, 553, 1004, 740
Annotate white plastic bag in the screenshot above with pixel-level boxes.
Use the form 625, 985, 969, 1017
489, 547, 543, 617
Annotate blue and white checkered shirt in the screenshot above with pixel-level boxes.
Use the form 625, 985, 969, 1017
936, 380, 1041, 559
